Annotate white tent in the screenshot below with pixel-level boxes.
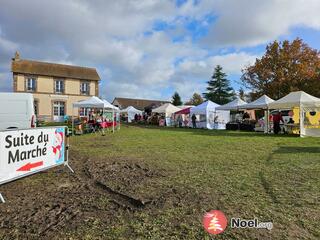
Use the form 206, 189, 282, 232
152, 103, 181, 126
120, 106, 143, 123
239, 95, 274, 109
190, 100, 230, 129
72, 96, 119, 133
73, 96, 119, 110
152, 103, 181, 116
102, 99, 119, 111
268, 91, 320, 109
216, 98, 247, 110
73, 96, 107, 108
268, 91, 320, 137
102, 99, 120, 131
238, 95, 274, 133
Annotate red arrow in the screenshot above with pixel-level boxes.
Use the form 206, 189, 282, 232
17, 161, 43, 172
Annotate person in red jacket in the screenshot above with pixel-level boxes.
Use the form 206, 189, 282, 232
273, 111, 284, 134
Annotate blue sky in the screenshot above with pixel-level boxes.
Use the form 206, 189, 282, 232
0, 0, 320, 102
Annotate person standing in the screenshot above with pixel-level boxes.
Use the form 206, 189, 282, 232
177, 115, 183, 128
192, 114, 197, 128
273, 111, 284, 134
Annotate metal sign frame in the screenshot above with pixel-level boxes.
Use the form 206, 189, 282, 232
0, 126, 73, 203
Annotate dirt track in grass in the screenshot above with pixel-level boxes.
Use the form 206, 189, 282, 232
0, 149, 202, 239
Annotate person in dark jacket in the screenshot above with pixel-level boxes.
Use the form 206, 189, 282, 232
191, 114, 197, 128
273, 111, 284, 134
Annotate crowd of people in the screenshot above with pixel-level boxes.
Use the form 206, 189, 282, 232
134, 113, 148, 122
74, 110, 117, 135
123, 107, 295, 135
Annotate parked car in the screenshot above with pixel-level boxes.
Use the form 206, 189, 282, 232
0, 93, 36, 130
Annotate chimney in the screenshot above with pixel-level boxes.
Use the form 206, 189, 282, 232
12, 51, 20, 61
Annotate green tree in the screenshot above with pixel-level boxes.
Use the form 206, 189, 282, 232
171, 91, 182, 106
203, 65, 235, 104
238, 87, 245, 99
238, 87, 251, 102
241, 38, 320, 99
185, 93, 204, 106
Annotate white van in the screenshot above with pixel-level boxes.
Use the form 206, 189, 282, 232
0, 93, 36, 130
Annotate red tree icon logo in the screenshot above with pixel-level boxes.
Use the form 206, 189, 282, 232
203, 210, 227, 235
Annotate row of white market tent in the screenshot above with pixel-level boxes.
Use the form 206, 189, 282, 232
152, 103, 182, 126
237, 91, 320, 137
72, 96, 120, 133
151, 101, 232, 130
190, 101, 230, 129
267, 91, 320, 137
120, 106, 143, 123
152, 91, 320, 137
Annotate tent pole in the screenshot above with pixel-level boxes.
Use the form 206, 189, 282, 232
265, 108, 269, 134
102, 108, 105, 136
299, 104, 304, 137
118, 110, 120, 130
72, 107, 74, 136
112, 109, 115, 133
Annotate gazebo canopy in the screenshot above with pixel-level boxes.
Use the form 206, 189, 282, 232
102, 99, 119, 110
73, 96, 105, 108
239, 95, 274, 109
152, 103, 181, 115
120, 106, 142, 114
73, 96, 119, 110
189, 100, 230, 130
190, 101, 220, 115
174, 107, 192, 115
72, 96, 120, 134
216, 98, 247, 110
268, 91, 320, 109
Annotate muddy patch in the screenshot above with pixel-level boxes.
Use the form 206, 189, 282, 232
77, 156, 169, 211
0, 152, 201, 239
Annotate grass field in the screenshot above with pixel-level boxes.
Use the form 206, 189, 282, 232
1, 125, 319, 239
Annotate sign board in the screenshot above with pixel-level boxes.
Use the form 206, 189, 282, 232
0, 127, 67, 185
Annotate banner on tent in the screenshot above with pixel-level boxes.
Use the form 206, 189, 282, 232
301, 106, 320, 137
0, 127, 68, 185
165, 117, 172, 126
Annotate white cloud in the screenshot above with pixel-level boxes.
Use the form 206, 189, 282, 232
171, 52, 258, 99
104, 81, 165, 101
0, 73, 12, 92
177, 52, 258, 78
202, 0, 320, 47
0, 0, 319, 100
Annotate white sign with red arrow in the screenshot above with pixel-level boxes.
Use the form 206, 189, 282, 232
17, 161, 44, 172
0, 127, 66, 185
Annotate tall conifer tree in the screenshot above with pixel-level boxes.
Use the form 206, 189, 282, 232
204, 65, 234, 104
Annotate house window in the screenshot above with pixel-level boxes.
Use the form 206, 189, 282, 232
79, 108, 91, 117
26, 76, 36, 92
80, 82, 90, 95
53, 101, 65, 116
53, 101, 65, 122
55, 79, 64, 93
